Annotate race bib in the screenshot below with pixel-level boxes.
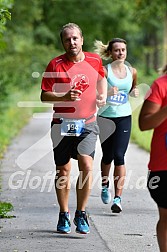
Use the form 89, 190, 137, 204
107, 92, 128, 105
61, 119, 85, 136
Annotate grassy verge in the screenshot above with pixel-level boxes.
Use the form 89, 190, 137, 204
131, 106, 153, 152
0, 84, 48, 217
129, 67, 158, 152
0, 85, 49, 158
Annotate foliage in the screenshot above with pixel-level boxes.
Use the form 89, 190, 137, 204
0, 81, 50, 158
0, 201, 14, 218
132, 0, 166, 72
0, 9, 11, 21
0, 0, 13, 48
0, 43, 58, 103
134, 0, 166, 23
0, 0, 13, 23
44, 0, 165, 73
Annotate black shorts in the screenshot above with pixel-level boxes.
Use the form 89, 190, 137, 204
147, 170, 167, 209
51, 121, 99, 166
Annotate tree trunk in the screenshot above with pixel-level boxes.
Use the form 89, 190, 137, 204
153, 33, 159, 71
145, 53, 151, 75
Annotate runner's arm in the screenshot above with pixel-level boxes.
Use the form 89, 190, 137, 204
139, 100, 167, 130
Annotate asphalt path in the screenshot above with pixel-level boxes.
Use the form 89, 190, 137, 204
0, 114, 159, 252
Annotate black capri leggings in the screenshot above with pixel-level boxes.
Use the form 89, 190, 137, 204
97, 115, 131, 166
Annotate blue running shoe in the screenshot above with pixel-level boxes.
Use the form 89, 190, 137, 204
101, 186, 111, 204
111, 196, 122, 213
57, 212, 71, 233
73, 210, 90, 234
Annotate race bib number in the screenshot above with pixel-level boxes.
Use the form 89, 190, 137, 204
107, 92, 128, 105
61, 119, 85, 136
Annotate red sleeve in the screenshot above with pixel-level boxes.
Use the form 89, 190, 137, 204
41, 60, 56, 92
146, 80, 163, 105
98, 56, 105, 80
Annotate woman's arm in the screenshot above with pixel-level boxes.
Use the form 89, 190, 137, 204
129, 67, 139, 97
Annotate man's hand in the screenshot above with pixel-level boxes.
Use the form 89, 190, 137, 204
64, 87, 82, 101
96, 94, 106, 108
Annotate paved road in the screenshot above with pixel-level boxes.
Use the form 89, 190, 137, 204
0, 114, 159, 252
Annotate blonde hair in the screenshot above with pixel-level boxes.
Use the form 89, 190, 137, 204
158, 64, 167, 75
162, 64, 167, 74
94, 38, 127, 60
94, 40, 110, 60
60, 23, 83, 41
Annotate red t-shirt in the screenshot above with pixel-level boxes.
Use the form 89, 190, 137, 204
41, 52, 105, 121
146, 74, 167, 171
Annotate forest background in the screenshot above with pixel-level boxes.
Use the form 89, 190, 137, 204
0, 0, 167, 157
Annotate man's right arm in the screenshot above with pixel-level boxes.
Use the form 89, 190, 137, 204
41, 90, 67, 103
96, 77, 107, 107
40, 89, 82, 103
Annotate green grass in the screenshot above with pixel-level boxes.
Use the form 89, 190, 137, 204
129, 67, 158, 152
131, 107, 153, 152
0, 84, 49, 158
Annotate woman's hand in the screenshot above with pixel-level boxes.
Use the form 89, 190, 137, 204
130, 87, 139, 97
107, 86, 118, 96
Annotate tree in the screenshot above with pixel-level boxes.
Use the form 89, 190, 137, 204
133, 0, 166, 73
